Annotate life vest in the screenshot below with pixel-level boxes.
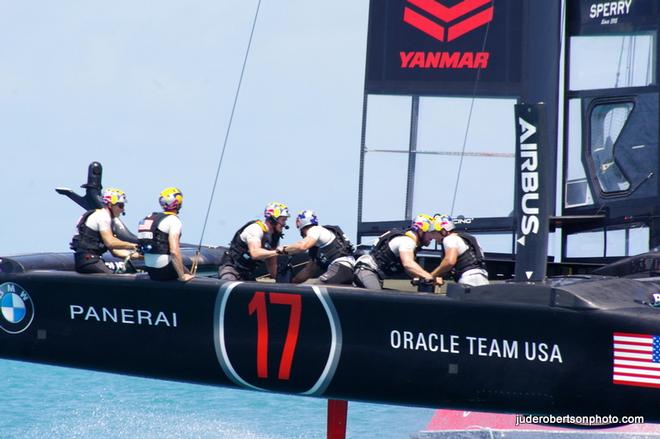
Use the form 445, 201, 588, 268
370, 229, 420, 275
309, 225, 354, 270
137, 212, 172, 254
70, 209, 108, 256
443, 232, 487, 281
223, 220, 273, 273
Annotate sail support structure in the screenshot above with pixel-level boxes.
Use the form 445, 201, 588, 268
358, 0, 562, 250
514, 103, 550, 281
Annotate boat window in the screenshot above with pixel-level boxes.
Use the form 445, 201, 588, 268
629, 226, 650, 255
566, 230, 604, 258
589, 102, 633, 193
569, 33, 656, 91
606, 229, 627, 256
606, 227, 650, 257
547, 231, 558, 258
566, 226, 649, 258
565, 98, 594, 208
472, 233, 511, 254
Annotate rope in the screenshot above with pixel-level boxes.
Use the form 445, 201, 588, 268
448, 15, 492, 217
192, 0, 262, 274
628, 35, 636, 86
614, 35, 625, 88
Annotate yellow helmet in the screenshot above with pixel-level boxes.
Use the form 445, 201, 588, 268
264, 202, 290, 220
411, 213, 441, 232
159, 187, 183, 211
101, 187, 127, 206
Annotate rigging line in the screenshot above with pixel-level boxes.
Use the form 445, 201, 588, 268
622, 34, 635, 87
629, 35, 636, 86
365, 148, 514, 157
196, 0, 262, 254
604, 35, 627, 145
603, 35, 628, 148
614, 35, 625, 88
448, 15, 491, 217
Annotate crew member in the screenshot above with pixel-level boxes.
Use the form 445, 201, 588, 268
353, 214, 443, 290
138, 187, 193, 282
218, 202, 289, 281
70, 187, 139, 274
431, 214, 489, 286
277, 210, 355, 285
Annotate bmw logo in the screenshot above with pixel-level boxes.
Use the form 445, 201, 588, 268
0, 282, 34, 334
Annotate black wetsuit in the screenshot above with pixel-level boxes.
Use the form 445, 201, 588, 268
70, 209, 113, 274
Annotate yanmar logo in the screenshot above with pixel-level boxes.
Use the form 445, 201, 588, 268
401, 0, 493, 70
403, 0, 494, 42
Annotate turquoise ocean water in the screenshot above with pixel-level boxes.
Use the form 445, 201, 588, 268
0, 359, 433, 438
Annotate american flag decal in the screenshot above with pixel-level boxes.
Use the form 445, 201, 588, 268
613, 332, 660, 388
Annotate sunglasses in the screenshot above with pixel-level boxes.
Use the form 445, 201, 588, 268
115, 203, 125, 209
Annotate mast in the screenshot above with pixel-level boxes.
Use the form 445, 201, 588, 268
514, 103, 551, 281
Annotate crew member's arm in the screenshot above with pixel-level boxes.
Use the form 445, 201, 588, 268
110, 249, 143, 260
246, 240, 279, 279
292, 260, 317, 284
247, 240, 279, 261
430, 246, 458, 278
100, 229, 138, 251
277, 235, 318, 255
169, 230, 194, 281
400, 250, 443, 286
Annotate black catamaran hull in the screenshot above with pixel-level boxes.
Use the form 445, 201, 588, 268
0, 271, 658, 421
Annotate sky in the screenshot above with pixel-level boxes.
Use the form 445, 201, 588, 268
1, 0, 527, 258
1, 0, 370, 254
2, 1, 645, 259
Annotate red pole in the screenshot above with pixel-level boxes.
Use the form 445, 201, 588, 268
327, 399, 348, 439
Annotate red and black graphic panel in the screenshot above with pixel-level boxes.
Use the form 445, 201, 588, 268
366, 0, 524, 95
214, 283, 341, 395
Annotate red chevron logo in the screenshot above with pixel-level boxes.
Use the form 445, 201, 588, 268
403, 0, 494, 42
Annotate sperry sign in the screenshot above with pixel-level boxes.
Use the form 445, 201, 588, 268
570, 0, 658, 32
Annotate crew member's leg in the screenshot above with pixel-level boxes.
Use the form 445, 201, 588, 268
320, 262, 354, 285
218, 264, 243, 281
147, 262, 179, 281
459, 272, 489, 287
75, 253, 113, 274
353, 265, 384, 290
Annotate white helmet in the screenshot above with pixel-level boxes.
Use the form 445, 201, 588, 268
434, 214, 455, 232
264, 202, 290, 221
296, 210, 318, 230
411, 213, 441, 232
101, 187, 127, 206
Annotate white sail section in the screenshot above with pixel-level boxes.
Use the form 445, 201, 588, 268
413, 96, 516, 218
362, 95, 412, 222
361, 95, 516, 223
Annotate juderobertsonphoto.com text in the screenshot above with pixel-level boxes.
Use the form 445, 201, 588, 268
515, 414, 645, 426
